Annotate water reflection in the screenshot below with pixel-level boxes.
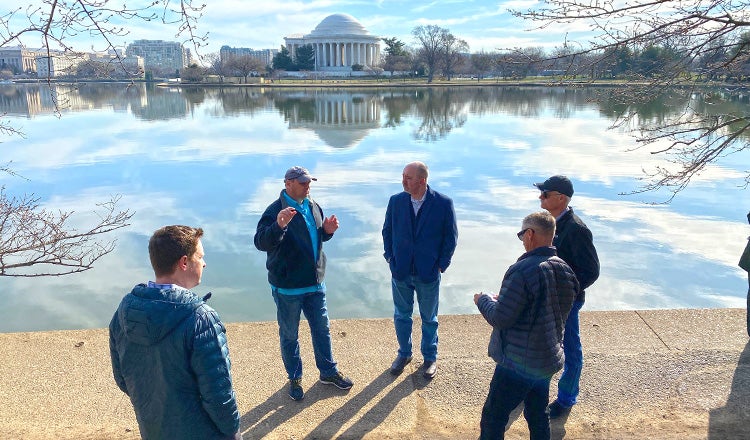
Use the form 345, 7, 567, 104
1, 83, 748, 332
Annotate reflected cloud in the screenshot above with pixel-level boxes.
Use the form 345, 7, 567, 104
2, 84, 749, 332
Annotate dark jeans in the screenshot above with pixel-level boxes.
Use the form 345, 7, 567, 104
272, 289, 338, 380
480, 364, 551, 440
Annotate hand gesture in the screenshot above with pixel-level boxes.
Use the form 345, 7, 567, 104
277, 207, 297, 228
323, 214, 339, 234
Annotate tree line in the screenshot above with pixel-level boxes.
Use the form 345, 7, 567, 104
181, 24, 750, 88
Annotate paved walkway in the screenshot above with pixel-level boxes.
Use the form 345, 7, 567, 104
0, 308, 747, 439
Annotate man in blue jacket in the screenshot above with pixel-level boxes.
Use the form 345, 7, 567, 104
534, 175, 600, 419
382, 161, 458, 378
109, 225, 241, 440
474, 211, 579, 439
255, 166, 353, 401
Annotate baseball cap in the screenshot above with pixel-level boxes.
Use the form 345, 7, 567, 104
284, 166, 317, 183
534, 175, 574, 197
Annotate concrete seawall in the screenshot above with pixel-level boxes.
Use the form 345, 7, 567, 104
0, 308, 747, 439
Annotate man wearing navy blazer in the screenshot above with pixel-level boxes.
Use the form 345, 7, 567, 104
382, 161, 458, 379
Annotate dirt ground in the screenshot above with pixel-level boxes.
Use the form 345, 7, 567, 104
0, 310, 747, 439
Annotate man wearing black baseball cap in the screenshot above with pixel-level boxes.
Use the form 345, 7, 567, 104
534, 175, 600, 419
535, 175, 574, 198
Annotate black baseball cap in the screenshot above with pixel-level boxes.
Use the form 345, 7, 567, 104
534, 175, 574, 197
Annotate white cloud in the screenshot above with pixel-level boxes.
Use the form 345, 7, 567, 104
8, 0, 589, 55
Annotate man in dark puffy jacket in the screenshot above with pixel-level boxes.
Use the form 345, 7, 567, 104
109, 225, 240, 440
474, 212, 579, 440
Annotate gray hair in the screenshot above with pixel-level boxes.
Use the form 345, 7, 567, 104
522, 211, 556, 240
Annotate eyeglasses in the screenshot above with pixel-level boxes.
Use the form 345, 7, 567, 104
540, 190, 558, 199
517, 228, 533, 240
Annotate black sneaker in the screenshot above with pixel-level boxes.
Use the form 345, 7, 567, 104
390, 355, 413, 375
289, 378, 304, 401
548, 400, 571, 419
320, 372, 354, 390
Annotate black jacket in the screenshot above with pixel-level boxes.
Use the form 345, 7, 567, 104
476, 246, 580, 379
254, 191, 333, 288
555, 208, 599, 302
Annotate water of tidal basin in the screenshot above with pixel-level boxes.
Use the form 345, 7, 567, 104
0, 83, 748, 332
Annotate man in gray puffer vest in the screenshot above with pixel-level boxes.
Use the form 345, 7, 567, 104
474, 212, 579, 440
109, 225, 241, 439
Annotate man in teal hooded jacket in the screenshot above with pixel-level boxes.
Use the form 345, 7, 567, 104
109, 225, 240, 439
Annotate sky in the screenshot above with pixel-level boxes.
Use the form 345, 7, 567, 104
6, 0, 594, 58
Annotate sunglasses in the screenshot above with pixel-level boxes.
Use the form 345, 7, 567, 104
517, 228, 533, 240
540, 190, 559, 199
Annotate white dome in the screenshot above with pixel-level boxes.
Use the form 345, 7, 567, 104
308, 13, 371, 37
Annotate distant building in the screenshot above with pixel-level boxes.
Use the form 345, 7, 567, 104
220, 46, 278, 66
125, 40, 188, 76
283, 13, 381, 74
86, 52, 145, 78
35, 52, 87, 77
0, 46, 40, 74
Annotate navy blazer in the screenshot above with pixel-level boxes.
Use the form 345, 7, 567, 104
382, 185, 458, 283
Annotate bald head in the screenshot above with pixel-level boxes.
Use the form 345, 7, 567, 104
402, 161, 429, 198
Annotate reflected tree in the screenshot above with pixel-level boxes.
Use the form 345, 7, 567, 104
382, 90, 415, 128
182, 86, 206, 105
514, 0, 750, 200
412, 88, 467, 141
215, 87, 271, 116
273, 95, 317, 123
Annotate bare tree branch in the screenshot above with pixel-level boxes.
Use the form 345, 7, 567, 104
0, 1, 198, 275
513, 0, 750, 201
0, 191, 133, 277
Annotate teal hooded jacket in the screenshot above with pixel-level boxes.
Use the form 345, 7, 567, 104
109, 284, 240, 439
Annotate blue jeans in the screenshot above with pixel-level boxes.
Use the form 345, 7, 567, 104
480, 364, 551, 440
391, 274, 440, 361
272, 289, 337, 380
557, 299, 584, 407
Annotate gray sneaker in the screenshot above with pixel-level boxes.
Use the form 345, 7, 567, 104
289, 378, 304, 401
320, 372, 354, 390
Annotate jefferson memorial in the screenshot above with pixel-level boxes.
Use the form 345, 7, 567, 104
284, 14, 381, 74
